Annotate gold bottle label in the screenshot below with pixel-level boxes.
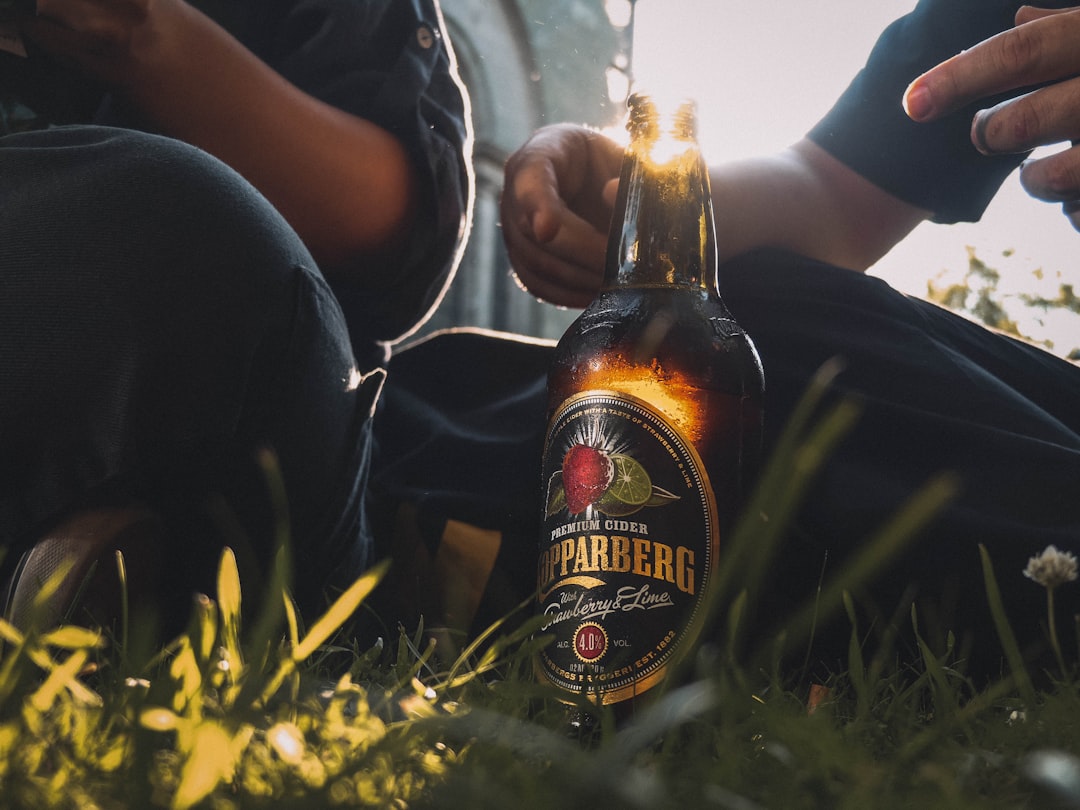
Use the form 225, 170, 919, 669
536, 389, 719, 704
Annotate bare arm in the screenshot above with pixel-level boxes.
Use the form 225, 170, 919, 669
501, 126, 927, 308
24, 0, 417, 277
504, 5, 1080, 309
711, 139, 928, 271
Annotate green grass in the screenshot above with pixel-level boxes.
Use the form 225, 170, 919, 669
1, 366, 1078, 809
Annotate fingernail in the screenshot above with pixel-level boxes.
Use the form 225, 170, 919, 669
971, 109, 993, 155
903, 83, 934, 121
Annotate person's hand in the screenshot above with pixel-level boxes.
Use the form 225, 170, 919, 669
501, 124, 623, 308
20, 0, 197, 87
903, 5, 1080, 229
21, 0, 417, 277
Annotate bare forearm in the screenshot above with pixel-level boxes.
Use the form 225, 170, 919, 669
124, 6, 415, 273
26, 0, 416, 276
712, 139, 928, 271
501, 126, 931, 311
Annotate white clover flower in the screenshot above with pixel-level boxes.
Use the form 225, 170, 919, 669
1023, 545, 1079, 590
1007, 709, 1027, 726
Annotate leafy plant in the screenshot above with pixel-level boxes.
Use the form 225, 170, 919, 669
927, 246, 1080, 360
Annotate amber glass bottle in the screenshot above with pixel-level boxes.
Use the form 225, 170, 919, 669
536, 94, 764, 712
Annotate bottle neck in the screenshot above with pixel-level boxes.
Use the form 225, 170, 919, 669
603, 123, 718, 293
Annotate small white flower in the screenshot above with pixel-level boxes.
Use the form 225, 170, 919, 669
1023, 545, 1079, 590
268, 722, 305, 766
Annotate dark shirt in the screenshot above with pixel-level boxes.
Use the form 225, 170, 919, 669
183, 0, 473, 364
1, 0, 472, 366
374, 0, 1080, 671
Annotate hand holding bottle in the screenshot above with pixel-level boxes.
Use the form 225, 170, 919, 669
535, 96, 764, 713
502, 128, 927, 298
904, 5, 1080, 229
500, 123, 622, 308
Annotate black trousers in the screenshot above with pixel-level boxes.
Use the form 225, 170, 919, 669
371, 249, 1080, 679
0, 126, 374, 622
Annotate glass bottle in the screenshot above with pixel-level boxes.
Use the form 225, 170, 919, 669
535, 93, 764, 713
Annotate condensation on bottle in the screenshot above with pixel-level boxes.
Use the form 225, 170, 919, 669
535, 93, 765, 714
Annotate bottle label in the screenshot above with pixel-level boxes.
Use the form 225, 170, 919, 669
536, 390, 719, 704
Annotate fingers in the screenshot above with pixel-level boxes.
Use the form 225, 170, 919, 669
500, 186, 607, 308
505, 240, 605, 309
902, 6, 1080, 231
501, 124, 622, 239
22, 0, 153, 82
501, 140, 560, 245
1019, 142, 1080, 202
904, 7, 1080, 123
970, 79, 1080, 155
1014, 5, 1073, 25
1063, 200, 1080, 233
500, 124, 621, 307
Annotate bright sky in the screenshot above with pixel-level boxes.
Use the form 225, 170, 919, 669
619, 0, 1079, 355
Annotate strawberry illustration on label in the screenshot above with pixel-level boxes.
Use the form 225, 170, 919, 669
561, 444, 614, 513
545, 442, 680, 518
538, 392, 718, 704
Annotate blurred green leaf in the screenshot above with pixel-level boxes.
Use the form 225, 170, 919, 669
293, 560, 388, 663
172, 721, 235, 810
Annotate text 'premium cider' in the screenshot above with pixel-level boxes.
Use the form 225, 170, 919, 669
536, 94, 765, 710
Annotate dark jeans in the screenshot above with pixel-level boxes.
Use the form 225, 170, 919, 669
371, 249, 1080, 679
0, 126, 374, 623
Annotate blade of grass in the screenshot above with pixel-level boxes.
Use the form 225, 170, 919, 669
259, 561, 388, 703
725, 589, 748, 665
605, 680, 719, 763
446, 596, 539, 688
910, 604, 963, 728
712, 364, 858, 610
773, 472, 958, 665
113, 550, 130, 669
979, 543, 1036, 707
843, 591, 869, 720
234, 543, 290, 710
292, 560, 388, 663
216, 547, 244, 685
0, 618, 102, 707
29, 647, 89, 714
172, 721, 235, 810
670, 372, 862, 685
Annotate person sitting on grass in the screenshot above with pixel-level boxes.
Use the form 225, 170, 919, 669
374, 0, 1080, 681
0, 0, 471, 636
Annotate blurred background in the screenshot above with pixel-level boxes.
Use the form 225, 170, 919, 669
426, 0, 1079, 358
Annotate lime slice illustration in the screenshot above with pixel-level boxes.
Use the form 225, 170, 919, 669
605, 454, 652, 506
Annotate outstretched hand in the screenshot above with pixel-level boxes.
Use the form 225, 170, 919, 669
500, 124, 623, 309
904, 5, 1080, 229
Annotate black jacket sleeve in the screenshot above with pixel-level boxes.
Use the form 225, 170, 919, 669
2, 0, 473, 354
259, 0, 473, 350
807, 0, 1071, 223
